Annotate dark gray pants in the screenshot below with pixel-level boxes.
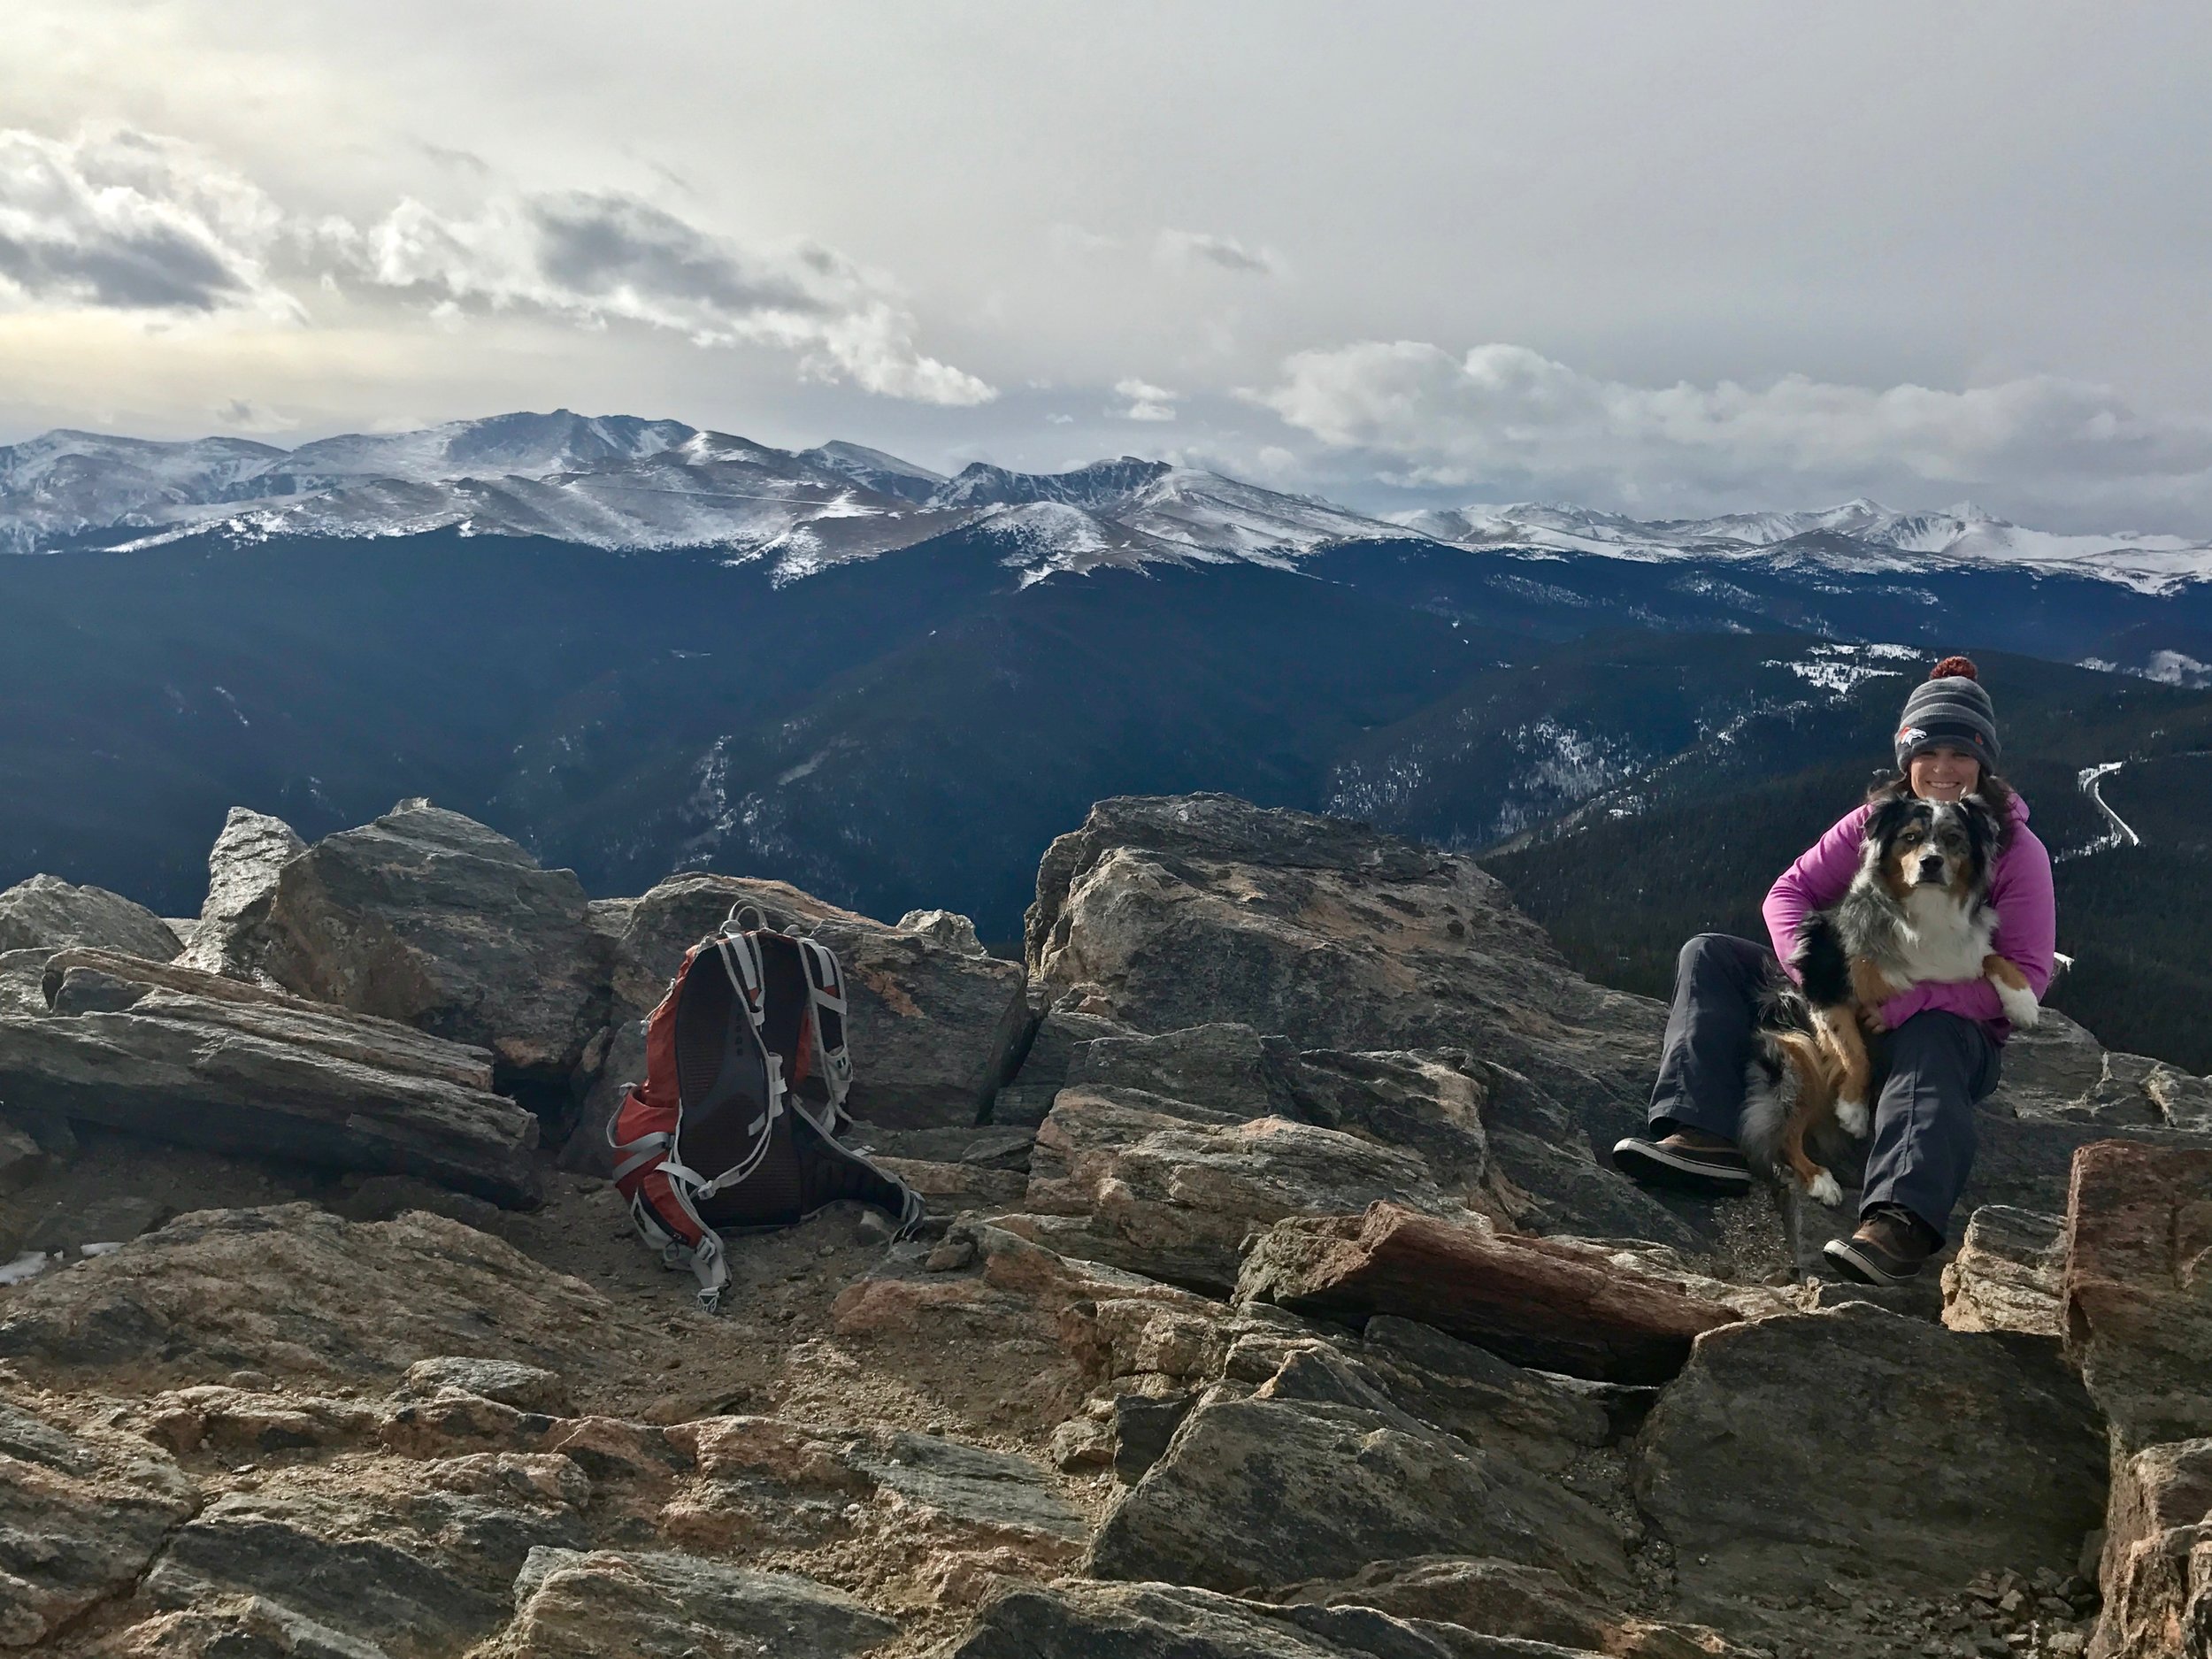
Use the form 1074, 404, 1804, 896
1646, 933, 2000, 1240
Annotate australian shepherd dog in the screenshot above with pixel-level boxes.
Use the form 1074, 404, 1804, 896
1746, 795, 2040, 1206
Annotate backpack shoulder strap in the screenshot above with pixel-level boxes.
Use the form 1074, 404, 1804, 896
795, 934, 853, 1133
715, 928, 769, 1032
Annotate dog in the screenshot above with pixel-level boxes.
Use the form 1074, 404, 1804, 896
1747, 794, 2040, 1206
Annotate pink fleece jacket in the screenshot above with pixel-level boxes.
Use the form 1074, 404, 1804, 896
1762, 793, 2056, 1040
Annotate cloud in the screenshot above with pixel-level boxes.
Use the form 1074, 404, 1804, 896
1112, 377, 1177, 421
1254, 341, 2212, 512
211, 396, 296, 432
1156, 229, 1277, 277
0, 126, 297, 318
337, 188, 994, 404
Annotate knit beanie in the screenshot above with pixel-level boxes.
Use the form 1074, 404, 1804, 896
1894, 656, 1999, 772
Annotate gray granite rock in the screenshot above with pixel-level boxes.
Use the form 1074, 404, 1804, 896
0, 872, 179, 961
179, 806, 310, 981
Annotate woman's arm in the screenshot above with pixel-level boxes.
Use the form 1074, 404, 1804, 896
1763, 803, 1875, 975
1878, 822, 2057, 1028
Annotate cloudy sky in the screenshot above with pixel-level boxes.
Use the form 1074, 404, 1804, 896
3, 2, 2208, 530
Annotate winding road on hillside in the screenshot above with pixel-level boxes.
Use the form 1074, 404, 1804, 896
2078, 761, 2142, 851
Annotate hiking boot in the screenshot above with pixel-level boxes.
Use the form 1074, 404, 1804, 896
1610, 1130, 1752, 1196
1823, 1205, 1939, 1286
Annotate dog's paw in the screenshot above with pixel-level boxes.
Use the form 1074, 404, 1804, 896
1836, 1098, 1870, 1139
1806, 1170, 1845, 1208
1995, 980, 2041, 1029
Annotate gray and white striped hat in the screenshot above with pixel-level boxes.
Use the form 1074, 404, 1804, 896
1894, 655, 1999, 772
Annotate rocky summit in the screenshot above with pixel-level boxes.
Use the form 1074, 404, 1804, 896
0, 792, 2206, 1658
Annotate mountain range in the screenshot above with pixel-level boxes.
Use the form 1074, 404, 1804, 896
8, 408, 2212, 1068
7, 408, 2212, 595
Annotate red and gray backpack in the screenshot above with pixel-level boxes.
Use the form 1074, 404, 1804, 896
608, 903, 924, 1310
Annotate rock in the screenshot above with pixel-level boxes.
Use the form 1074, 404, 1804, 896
1111, 1390, 1195, 1483
1048, 1414, 1115, 1471
239, 800, 610, 1076
1994, 1011, 2212, 1131
842, 1429, 1087, 1544
1635, 1302, 2108, 1607
1355, 1316, 1609, 1470
1025, 795, 1663, 1156
0, 951, 541, 1206
0, 1120, 45, 1196
899, 907, 987, 956
178, 806, 310, 981
1271, 1046, 1495, 1194
138, 1454, 591, 1656
946, 1578, 1610, 1659
990, 1001, 1133, 1128
1015, 1090, 1482, 1294
1943, 1205, 2066, 1337
0, 1392, 198, 1646
1280, 1555, 1750, 1658
22, 1193, 169, 1255
2093, 1439, 2212, 1659
1071, 1022, 1289, 1119
1086, 1344, 1629, 1597
0, 872, 180, 961
868, 1156, 1029, 1217
0, 1204, 616, 1390
2063, 1140, 2212, 1454
1236, 1202, 1744, 1384
398, 1356, 575, 1416
565, 873, 1032, 1171
495, 1546, 898, 1658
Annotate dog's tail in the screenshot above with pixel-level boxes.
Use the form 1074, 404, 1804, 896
1743, 1028, 1832, 1171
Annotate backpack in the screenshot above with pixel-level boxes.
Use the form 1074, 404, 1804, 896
608, 903, 924, 1310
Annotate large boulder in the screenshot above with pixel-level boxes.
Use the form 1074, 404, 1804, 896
177, 805, 308, 980
565, 872, 1031, 1170
1025, 795, 1664, 1154
0, 1204, 614, 1390
1086, 1344, 1630, 1597
0, 949, 541, 1206
1008, 1088, 1483, 1294
0, 872, 179, 961
2062, 1141, 2212, 1455
238, 800, 610, 1077
1236, 1202, 1749, 1384
2093, 1439, 2212, 1659
1635, 1302, 2108, 1608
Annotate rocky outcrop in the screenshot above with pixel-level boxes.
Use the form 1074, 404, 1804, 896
2062, 1141, 2212, 1455
235, 800, 610, 1076
177, 805, 307, 981
0, 950, 541, 1205
2093, 1439, 2212, 1659
1007, 1091, 1483, 1294
1944, 1204, 2066, 1336
1236, 1202, 1747, 1384
1025, 795, 1664, 1151
1636, 1302, 2108, 1606
565, 872, 1031, 1170
0, 872, 179, 962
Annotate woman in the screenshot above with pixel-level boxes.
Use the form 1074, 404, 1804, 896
1610, 657, 2057, 1286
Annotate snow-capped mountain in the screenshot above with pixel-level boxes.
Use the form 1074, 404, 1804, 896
1396, 498, 2212, 595
7, 410, 2212, 592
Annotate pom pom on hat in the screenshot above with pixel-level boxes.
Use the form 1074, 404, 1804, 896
1930, 656, 1978, 681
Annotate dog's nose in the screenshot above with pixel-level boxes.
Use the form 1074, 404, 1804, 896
1917, 856, 1946, 881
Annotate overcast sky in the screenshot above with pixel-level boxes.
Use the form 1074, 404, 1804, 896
3, 2, 2208, 530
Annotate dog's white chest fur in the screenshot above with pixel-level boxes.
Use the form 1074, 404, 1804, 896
1893, 886, 1997, 982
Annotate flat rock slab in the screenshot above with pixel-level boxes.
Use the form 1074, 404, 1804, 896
0, 1204, 617, 1392
1086, 1356, 1628, 1597
0, 872, 179, 962
0, 1392, 198, 1646
1635, 1302, 2108, 1607
241, 800, 610, 1075
0, 951, 540, 1206
1235, 1202, 1742, 1384
2062, 1140, 2212, 1453
1941, 1204, 2064, 1336
947, 1579, 1617, 1659
844, 1430, 1087, 1543
498, 1546, 898, 1659
1022, 1092, 1480, 1295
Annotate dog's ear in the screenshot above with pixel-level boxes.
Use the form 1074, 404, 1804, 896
1958, 795, 2001, 875
1865, 795, 1916, 849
